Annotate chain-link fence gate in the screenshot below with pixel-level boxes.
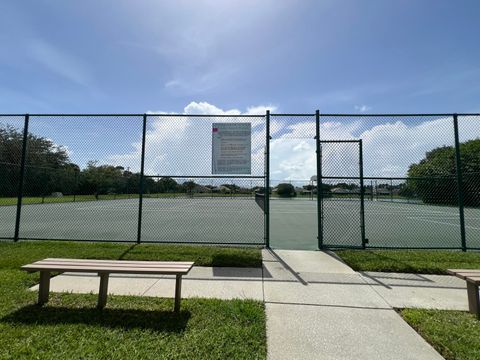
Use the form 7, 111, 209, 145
319, 140, 365, 248
268, 113, 318, 250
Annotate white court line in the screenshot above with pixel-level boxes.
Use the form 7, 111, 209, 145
74, 202, 219, 211
413, 215, 479, 220
73, 206, 316, 215
366, 207, 459, 215
272, 211, 317, 214
363, 212, 479, 221
73, 207, 263, 215
407, 217, 480, 231
368, 203, 471, 216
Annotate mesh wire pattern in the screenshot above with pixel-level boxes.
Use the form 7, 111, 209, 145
0, 112, 479, 249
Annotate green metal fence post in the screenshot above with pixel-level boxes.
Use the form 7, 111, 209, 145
453, 114, 467, 251
137, 114, 147, 244
359, 140, 367, 248
315, 110, 323, 249
390, 178, 393, 202
265, 110, 270, 248
370, 180, 373, 201
14, 114, 29, 242
73, 169, 78, 202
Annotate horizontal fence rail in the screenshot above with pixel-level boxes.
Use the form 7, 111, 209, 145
0, 112, 479, 250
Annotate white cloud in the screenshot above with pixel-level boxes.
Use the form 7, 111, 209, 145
184, 101, 240, 115
109, 102, 277, 176
354, 104, 371, 113
107, 104, 480, 183
266, 115, 480, 180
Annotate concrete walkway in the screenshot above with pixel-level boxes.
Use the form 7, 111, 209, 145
262, 250, 465, 360
32, 250, 470, 360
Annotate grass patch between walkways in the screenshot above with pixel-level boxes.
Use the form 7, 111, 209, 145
400, 309, 480, 360
335, 250, 480, 274
0, 241, 262, 269
0, 241, 266, 359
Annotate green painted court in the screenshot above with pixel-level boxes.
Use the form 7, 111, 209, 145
1, 197, 478, 249
271, 198, 480, 250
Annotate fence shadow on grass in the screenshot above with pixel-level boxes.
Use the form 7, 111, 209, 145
1, 304, 191, 333
118, 244, 138, 260
210, 252, 262, 268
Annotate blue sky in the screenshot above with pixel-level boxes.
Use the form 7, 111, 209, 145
1, 0, 479, 114
1, 1, 479, 180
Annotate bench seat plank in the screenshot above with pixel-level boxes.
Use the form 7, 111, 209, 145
22, 259, 194, 275
32, 261, 192, 270
38, 259, 194, 268
22, 264, 193, 275
447, 269, 480, 276
466, 277, 480, 285
43, 258, 195, 266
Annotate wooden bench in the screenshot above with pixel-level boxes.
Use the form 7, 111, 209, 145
21, 258, 194, 312
447, 269, 480, 319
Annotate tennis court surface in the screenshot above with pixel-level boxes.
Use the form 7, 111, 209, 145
1, 197, 478, 250
271, 198, 480, 250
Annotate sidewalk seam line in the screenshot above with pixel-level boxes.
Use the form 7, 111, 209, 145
141, 276, 164, 296
358, 272, 393, 309
261, 260, 266, 303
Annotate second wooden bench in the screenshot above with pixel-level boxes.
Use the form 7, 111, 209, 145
447, 269, 480, 319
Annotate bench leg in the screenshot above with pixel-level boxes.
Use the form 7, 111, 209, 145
466, 282, 480, 319
38, 271, 50, 305
174, 275, 182, 313
97, 273, 109, 309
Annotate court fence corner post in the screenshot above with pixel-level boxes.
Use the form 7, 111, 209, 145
137, 114, 147, 245
453, 113, 467, 251
315, 110, 323, 250
14, 114, 30, 242
265, 110, 270, 248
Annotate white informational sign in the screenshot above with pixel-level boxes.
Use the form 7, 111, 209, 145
212, 123, 251, 174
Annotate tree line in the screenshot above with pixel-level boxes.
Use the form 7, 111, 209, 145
2, 125, 479, 205
406, 139, 480, 206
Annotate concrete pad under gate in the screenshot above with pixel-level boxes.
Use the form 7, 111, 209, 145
263, 249, 355, 274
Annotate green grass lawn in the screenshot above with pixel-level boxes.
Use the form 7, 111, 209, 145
401, 309, 480, 360
335, 250, 480, 274
0, 194, 138, 206
0, 241, 263, 268
0, 193, 256, 206
0, 241, 266, 359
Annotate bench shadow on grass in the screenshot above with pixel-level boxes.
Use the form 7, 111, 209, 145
1, 305, 191, 333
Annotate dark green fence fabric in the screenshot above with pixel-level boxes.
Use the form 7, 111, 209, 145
0, 112, 479, 250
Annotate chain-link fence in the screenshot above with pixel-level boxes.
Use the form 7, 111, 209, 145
0, 115, 24, 239
0, 114, 266, 245
0, 112, 479, 249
